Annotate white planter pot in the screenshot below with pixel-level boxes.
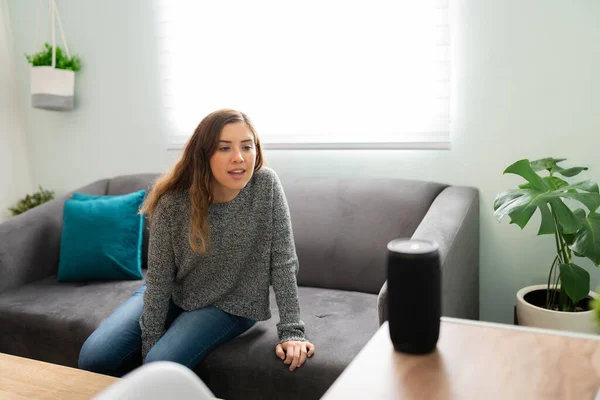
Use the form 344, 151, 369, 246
30, 66, 75, 111
516, 284, 600, 334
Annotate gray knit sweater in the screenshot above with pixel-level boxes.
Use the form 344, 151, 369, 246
139, 167, 306, 358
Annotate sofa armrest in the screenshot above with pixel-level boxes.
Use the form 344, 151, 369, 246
378, 186, 480, 325
0, 179, 109, 293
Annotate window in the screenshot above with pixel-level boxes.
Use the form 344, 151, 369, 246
155, 0, 450, 150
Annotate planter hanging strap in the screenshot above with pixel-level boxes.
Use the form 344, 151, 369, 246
33, 0, 71, 68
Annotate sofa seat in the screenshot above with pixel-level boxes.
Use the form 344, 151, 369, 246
0, 273, 378, 399
199, 286, 379, 400
0, 273, 148, 367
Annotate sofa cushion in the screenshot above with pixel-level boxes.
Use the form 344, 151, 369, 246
198, 286, 379, 400
57, 190, 146, 282
0, 272, 147, 367
106, 173, 160, 270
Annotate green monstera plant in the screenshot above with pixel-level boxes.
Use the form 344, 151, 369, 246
494, 158, 600, 312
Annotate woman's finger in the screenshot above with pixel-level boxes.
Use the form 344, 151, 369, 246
275, 344, 285, 360
284, 344, 294, 365
307, 342, 315, 357
290, 344, 301, 371
297, 343, 308, 368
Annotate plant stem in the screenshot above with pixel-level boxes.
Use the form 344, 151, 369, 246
556, 229, 569, 265
551, 206, 570, 265
552, 263, 560, 308
550, 205, 563, 261
558, 230, 576, 311
546, 255, 559, 309
564, 234, 573, 263
549, 204, 569, 309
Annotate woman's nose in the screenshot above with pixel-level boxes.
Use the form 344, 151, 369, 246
232, 150, 244, 163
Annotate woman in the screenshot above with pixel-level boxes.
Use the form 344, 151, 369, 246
78, 109, 315, 377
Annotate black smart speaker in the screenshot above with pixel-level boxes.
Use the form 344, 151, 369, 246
386, 238, 441, 354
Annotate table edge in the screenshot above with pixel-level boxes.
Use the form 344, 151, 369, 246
440, 317, 600, 341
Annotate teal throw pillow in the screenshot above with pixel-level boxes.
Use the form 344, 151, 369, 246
57, 189, 146, 282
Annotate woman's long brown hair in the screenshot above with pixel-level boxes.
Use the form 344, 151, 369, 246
139, 109, 264, 253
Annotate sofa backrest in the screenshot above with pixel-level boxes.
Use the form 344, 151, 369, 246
279, 175, 448, 294
105, 173, 447, 295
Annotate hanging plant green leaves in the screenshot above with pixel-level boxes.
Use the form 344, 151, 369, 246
25, 43, 81, 72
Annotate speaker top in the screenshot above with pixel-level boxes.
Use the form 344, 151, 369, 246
387, 238, 439, 255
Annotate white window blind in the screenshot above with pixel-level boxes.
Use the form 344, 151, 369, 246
155, 0, 450, 150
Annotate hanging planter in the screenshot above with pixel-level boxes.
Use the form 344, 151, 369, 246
25, 0, 81, 111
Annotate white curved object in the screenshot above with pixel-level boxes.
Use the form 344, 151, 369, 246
516, 284, 600, 334
93, 362, 215, 400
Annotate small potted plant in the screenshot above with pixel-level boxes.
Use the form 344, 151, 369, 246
25, 42, 81, 111
494, 158, 600, 334
9, 186, 55, 216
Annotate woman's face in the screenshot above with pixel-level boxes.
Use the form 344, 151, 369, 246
209, 122, 257, 202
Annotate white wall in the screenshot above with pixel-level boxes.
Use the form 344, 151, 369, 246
8, 0, 600, 324
0, 0, 32, 222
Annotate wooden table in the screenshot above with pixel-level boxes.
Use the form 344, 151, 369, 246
0, 353, 118, 399
321, 318, 600, 399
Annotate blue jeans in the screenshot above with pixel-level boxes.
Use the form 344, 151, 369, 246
78, 285, 256, 377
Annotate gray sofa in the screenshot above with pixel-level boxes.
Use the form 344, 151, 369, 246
0, 173, 479, 400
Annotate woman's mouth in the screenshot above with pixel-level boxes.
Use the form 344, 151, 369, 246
228, 169, 246, 180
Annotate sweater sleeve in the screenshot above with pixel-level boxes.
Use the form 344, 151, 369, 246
269, 172, 307, 344
139, 195, 177, 360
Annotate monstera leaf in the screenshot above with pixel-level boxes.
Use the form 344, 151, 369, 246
494, 160, 600, 236
530, 157, 589, 177
559, 263, 590, 306
568, 209, 600, 265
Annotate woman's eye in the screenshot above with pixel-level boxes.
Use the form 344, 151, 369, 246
243, 145, 254, 151
219, 146, 230, 151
